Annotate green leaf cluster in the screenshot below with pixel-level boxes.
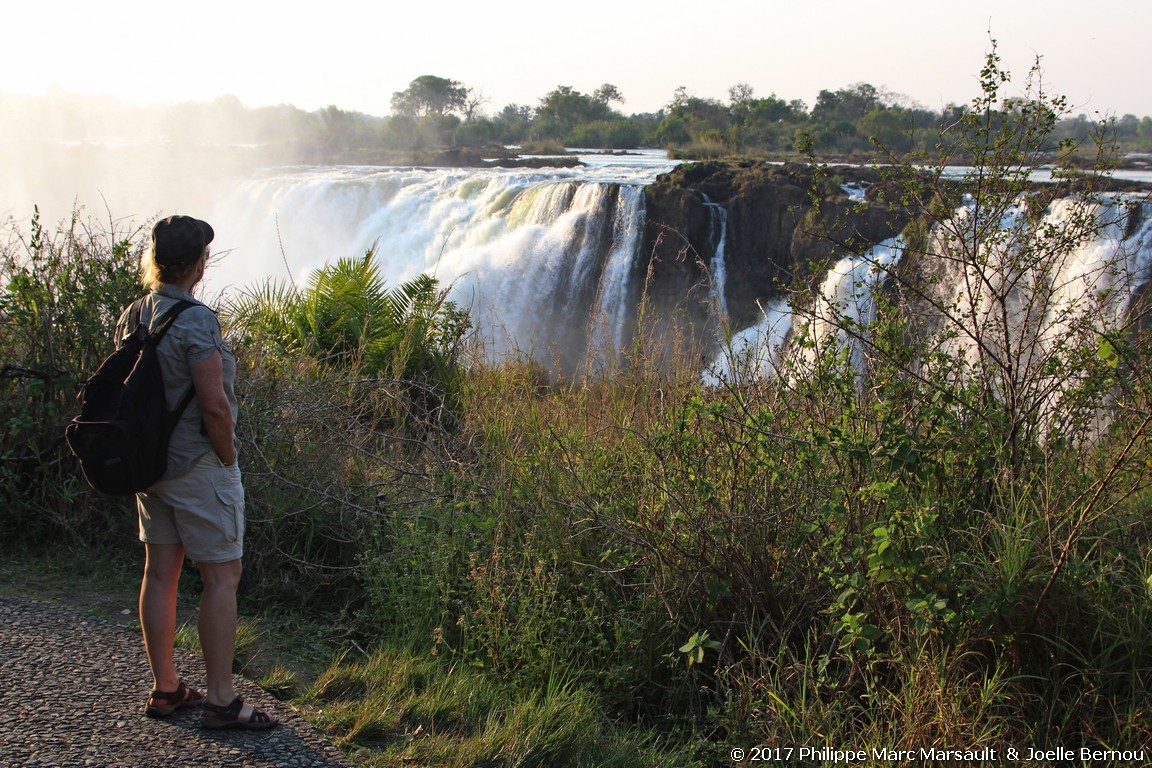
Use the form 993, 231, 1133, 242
225, 248, 470, 428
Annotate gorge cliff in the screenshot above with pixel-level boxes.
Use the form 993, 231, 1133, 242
639, 161, 915, 346
637, 160, 1151, 364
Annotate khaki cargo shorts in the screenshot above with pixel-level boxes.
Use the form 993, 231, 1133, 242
137, 450, 245, 563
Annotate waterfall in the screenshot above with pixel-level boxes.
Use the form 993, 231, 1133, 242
703, 298, 793, 385
704, 236, 903, 386
926, 195, 1152, 371
791, 236, 904, 378
588, 186, 646, 362
706, 196, 1152, 399
699, 192, 729, 321
921, 195, 1152, 437
1039, 197, 1152, 345
205, 166, 651, 370
199, 160, 1151, 389
841, 181, 870, 201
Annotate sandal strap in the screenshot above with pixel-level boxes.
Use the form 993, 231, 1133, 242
204, 696, 245, 719
150, 681, 203, 705
246, 707, 275, 724
146, 680, 205, 718
204, 696, 273, 724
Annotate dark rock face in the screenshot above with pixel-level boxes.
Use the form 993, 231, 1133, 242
635, 161, 1151, 371
640, 161, 913, 346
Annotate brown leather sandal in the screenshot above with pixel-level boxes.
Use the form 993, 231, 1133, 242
201, 697, 279, 730
146, 681, 205, 718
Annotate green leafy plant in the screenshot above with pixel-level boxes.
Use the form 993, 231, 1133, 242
680, 631, 723, 667
225, 248, 470, 430
0, 207, 145, 543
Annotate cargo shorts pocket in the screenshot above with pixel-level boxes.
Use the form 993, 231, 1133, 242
213, 482, 245, 543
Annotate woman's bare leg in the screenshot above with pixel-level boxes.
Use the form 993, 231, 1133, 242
139, 543, 185, 692
196, 558, 243, 707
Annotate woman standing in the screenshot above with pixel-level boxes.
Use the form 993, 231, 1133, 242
121, 215, 277, 730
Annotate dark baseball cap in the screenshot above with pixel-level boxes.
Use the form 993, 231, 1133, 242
152, 215, 214, 267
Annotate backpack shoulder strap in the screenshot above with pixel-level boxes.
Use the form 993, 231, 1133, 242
145, 298, 201, 421
117, 296, 149, 345
126, 296, 147, 327
119, 295, 196, 345
148, 299, 199, 344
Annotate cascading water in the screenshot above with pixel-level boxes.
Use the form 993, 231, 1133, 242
698, 192, 730, 321
922, 195, 1152, 366
705, 195, 1152, 411
704, 237, 903, 385
841, 181, 870, 202
702, 298, 793, 385
205, 165, 657, 372
920, 194, 1152, 437
588, 186, 646, 363
200, 155, 1152, 393
1037, 198, 1151, 349
790, 236, 905, 378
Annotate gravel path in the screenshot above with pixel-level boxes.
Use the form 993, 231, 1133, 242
0, 595, 353, 768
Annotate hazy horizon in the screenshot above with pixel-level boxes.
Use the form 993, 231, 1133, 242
5, 1, 1151, 121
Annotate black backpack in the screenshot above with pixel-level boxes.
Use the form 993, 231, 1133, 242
65, 298, 197, 496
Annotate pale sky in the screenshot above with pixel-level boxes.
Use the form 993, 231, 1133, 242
4, 0, 1150, 119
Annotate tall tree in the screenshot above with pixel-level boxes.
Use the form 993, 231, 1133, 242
592, 83, 625, 107
534, 86, 616, 139
391, 76, 468, 118
461, 87, 488, 123
728, 83, 754, 106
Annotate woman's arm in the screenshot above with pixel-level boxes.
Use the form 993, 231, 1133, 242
190, 350, 236, 466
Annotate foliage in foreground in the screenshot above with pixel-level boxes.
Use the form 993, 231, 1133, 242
352, 44, 1152, 761
0, 207, 145, 544
301, 646, 674, 768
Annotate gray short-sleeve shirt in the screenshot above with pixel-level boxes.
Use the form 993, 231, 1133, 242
114, 284, 239, 480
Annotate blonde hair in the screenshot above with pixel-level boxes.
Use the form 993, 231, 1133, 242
140, 246, 204, 291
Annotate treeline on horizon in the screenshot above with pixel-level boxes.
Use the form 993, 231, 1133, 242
6, 73, 1152, 162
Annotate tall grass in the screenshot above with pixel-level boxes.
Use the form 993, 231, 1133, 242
347, 45, 1152, 763
302, 646, 675, 767
347, 289, 1152, 759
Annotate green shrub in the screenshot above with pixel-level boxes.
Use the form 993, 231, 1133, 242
0, 207, 146, 544
225, 250, 470, 433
